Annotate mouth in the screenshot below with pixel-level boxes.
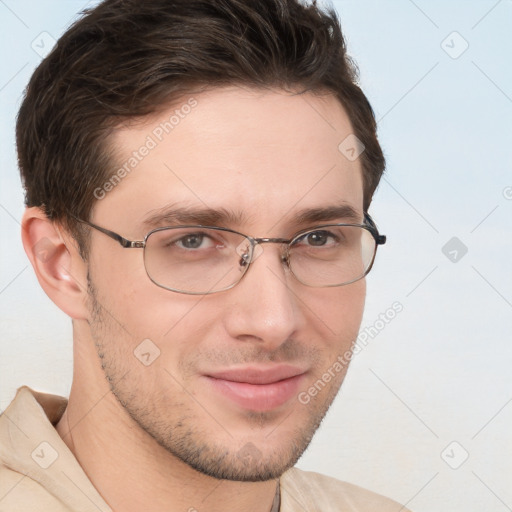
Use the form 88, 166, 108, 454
203, 365, 307, 412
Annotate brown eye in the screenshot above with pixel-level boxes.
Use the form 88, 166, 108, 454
306, 231, 329, 246
293, 230, 338, 248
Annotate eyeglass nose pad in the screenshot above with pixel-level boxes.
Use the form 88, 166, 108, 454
239, 252, 250, 267
236, 240, 253, 267
236, 240, 264, 267
280, 246, 292, 269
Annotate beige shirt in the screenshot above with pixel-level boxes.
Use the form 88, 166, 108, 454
0, 387, 409, 511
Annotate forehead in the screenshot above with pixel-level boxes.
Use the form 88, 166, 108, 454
96, 86, 364, 233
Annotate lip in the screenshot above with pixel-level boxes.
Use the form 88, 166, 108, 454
204, 365, 307, 412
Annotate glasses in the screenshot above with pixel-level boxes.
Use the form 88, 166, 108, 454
74, 213, 386, 295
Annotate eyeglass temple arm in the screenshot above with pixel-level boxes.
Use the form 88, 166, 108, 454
71, 216, 144, 248
72, 213, 385, 248
364, 212, 386, 245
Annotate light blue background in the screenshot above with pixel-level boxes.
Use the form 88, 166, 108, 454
1, 1, 511, 511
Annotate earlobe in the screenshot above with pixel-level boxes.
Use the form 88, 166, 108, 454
21, 207, 89, 320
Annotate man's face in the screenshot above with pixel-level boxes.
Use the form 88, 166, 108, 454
85, 87, 366, 481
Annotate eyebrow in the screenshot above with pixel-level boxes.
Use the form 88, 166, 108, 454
142, 203, 363, 229
294, 204, 363, 224
142, 205, 246, 228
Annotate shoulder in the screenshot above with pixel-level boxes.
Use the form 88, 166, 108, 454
0, 387, 110, 512
0, 388, 70, 511
0, 464, 71, 512
280, 467, 410, 512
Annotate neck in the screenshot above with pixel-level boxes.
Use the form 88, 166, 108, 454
56, 325, 279, 512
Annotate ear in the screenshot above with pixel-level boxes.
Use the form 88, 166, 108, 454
21, 207, 89, 320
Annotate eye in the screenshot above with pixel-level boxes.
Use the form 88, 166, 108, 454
176, 233, 215, 250
295, 230, 339, 247
305, 231, 331, 246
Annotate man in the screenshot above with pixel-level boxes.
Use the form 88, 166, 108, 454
0, 0, 409, 510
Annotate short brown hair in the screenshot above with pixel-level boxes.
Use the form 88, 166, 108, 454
16, 0, 385, 255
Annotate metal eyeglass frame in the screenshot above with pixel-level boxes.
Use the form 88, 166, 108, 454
72, 212, 386, 294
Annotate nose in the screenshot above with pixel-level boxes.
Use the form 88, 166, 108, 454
223, 243, 301, 351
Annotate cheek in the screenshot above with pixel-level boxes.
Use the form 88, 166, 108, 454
88, 249, 192, 343
301, 279, 366, 345
121, 290, 215, 342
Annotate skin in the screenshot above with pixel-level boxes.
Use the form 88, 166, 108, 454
22, 87, 366, 512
